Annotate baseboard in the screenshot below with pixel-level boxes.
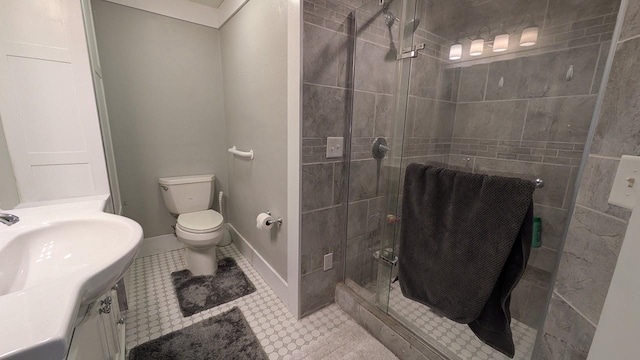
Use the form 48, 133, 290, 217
227, 223, 289, 308
136, 234, 185, 258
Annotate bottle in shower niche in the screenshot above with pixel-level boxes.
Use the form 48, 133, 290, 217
532, 217, 542, 248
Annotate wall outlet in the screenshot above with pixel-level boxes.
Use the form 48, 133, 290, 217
324, 253, 333, 271
326, 137, 343, 159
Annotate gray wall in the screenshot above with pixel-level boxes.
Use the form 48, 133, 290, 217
0, 115, 19, 210
220, 0, 289, 280
536, 0, 640, 357
92, 0, 228, 238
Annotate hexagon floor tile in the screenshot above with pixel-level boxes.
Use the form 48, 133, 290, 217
125, 244, 397, 360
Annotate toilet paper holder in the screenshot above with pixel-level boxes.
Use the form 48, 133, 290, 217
266, 210, 283, 227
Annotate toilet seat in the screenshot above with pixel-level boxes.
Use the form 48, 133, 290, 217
177, 210, 224, 234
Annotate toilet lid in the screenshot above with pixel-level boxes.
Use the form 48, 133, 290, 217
177, 210, 224, 232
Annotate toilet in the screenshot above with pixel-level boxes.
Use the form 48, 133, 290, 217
159, 174, 224, 276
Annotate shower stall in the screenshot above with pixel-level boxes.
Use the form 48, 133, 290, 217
339, 0, 621, 359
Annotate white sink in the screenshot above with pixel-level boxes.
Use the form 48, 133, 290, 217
0, 198, 143, 360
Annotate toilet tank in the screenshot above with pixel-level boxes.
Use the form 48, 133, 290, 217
159, 174, 215, 214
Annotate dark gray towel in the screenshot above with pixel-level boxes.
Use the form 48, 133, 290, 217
398, 164, 535, 358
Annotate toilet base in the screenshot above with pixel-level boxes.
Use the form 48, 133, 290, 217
185, 246, 218, 276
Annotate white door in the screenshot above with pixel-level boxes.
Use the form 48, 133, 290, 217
0, 0, 109, 202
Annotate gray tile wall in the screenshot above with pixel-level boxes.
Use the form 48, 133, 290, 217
425, 1, 621, 329
535, 0, 640, 357
301, 0, 373, 317
444, 41, 612, 286
416, 34, 614, 331
405, 6, 617, 318
418, 0, 619, 64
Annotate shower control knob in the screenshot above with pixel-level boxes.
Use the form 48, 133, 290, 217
372, 137, 390, 160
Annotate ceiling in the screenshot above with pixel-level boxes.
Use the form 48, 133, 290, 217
188, 0, 225, 8
105, 0, 248, 28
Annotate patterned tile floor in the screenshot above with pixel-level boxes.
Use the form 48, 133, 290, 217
124, 244, 394, 359
388, 282, 537, 360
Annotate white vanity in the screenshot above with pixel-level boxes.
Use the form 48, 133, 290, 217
0, 197, 143, 360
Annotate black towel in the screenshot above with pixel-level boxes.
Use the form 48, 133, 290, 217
398, 164, 535, 358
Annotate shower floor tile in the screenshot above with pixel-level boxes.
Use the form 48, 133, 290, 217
388, 282, 537, 360
125, 244, 396, 360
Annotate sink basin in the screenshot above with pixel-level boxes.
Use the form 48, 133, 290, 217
0, 217, 140, 302
0, 198, 143, 360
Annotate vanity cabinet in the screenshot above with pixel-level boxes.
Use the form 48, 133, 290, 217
66, 286, 126, 360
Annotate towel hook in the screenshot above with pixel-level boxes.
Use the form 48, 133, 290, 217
535, 179, 544, 188
566, 65, 574, 81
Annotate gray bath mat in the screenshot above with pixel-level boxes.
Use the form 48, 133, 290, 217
129, 307, 268, 360
171, 257, 256, 317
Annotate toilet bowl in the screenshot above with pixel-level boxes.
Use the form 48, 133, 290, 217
175, 209, 224, 276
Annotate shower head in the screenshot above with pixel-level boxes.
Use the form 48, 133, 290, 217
384, 12, 397, 27
381, 0, 418, 31
384, 11, 420, 33
382, 3, 399, 28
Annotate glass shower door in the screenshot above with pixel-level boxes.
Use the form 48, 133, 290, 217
372, 0, 421, 313
342, 0, 418, 309
373, 0, 540, 357
343, 0, 617, 359
370, 2, 469, 358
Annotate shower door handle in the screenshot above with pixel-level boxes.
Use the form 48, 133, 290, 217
380, 249, 398, 266
398, 43, 425, 60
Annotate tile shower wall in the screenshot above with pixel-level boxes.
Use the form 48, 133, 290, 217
301, 0, 361, 316
443, 41, 610, 328
421, 0, 619, 64
399, 0, 617, 330
440, 0, 618, 289
535, 0, 640, 357
403, 0, 617, 330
